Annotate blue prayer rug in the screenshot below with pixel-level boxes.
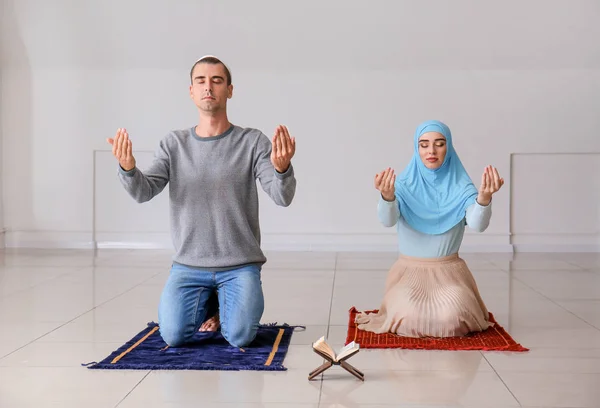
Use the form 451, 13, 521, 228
84, 322, 297, 371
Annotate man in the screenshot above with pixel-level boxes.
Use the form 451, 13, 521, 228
107, 55, 297, 348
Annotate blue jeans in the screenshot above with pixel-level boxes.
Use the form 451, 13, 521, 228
158, 263, 264, 348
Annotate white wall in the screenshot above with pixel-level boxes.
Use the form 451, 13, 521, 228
2, 0, 600, 252
511, 153, 600, 252
0, 0, 6, 247
0, 68, 3, 248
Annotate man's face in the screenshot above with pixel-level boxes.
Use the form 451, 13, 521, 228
189, 62, 233, 113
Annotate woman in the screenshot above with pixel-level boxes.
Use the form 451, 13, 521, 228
356, 120, 504, 338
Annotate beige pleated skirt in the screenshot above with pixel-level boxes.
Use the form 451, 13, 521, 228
355, 253, 491, 338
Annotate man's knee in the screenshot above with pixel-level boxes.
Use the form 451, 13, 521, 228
159, 322, 190, 347
223, 323, 258, 348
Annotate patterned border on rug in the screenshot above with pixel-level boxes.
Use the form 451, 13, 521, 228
84, 322, 297, 371
346, 307, 529, 352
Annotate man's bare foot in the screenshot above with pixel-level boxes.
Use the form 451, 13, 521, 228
199, 315, 220, 332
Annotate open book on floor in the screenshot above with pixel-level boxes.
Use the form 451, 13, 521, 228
308, 336, 363, 381
313, 336, 360, 362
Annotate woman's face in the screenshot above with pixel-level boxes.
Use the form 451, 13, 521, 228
418, 132, 447, 170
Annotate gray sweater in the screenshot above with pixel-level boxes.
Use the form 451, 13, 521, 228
118, 125, 296, 270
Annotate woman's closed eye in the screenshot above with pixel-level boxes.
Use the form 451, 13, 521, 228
420, 142, 445, 148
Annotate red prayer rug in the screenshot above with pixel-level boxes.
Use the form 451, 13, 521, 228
346, 307, 529, 352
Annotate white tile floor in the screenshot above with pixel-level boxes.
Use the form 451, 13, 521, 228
1, 249, 599, 407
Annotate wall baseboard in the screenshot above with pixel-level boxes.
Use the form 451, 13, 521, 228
9, 231, 599, 253
4, 231, 95, 249
511, 233, 600, 253
514, 244, 600, 253
2, 230, 521, 252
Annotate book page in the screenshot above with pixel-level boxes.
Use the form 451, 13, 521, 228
336, 341, 359, 361
313, 336, 336, 360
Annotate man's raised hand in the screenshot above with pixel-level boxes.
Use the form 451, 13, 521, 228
271, 125, 296, 173
107, 128, 136, 171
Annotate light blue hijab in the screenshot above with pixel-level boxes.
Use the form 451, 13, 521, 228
394, 120, 478, 235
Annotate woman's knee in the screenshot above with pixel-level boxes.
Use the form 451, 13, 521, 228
437, 309, 460, 326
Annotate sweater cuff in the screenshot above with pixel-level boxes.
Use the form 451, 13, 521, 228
379, 195, 397, 205
119, 165, 137, 177
475, 197, 492, 208
275, 164, 294, 180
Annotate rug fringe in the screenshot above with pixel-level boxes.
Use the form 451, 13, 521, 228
87, 363, 287, 371
143, 321, 305, 332
352, 343, 529, 352
259, 323, 306, 331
